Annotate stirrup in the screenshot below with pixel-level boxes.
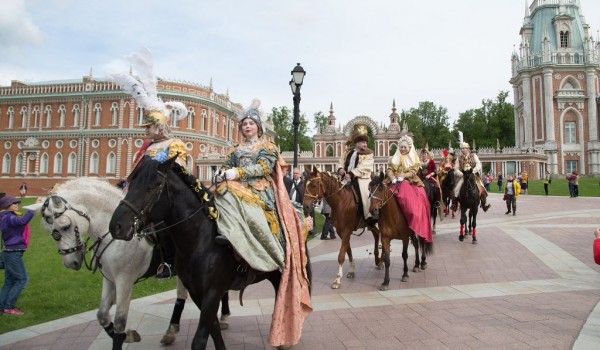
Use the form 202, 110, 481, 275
156, 263, 174, 280
434, 201, 441, 209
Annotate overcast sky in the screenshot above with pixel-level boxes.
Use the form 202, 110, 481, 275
2, 0, 600, 131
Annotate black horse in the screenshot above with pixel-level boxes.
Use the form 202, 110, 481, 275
458, 169, 480, 243
418, 169, 439, 234
441, 170, 457, 219
109, 156, 301, 350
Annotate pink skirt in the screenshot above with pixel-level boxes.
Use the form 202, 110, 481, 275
391, 181, 433, 242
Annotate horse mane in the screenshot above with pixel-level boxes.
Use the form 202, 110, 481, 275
53, 177, 124, 214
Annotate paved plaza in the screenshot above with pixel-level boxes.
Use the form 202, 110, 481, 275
1, 192, 600, 349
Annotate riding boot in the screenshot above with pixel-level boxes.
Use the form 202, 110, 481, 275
156, 229, 177, 280
480, 192, 491, 212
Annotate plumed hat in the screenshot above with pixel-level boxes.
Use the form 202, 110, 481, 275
442, 149, 449, 157
0, 195, 20, 210
461, 142, 470, 149
347, 123, 369, 146
108, 47, 188, 128
238, 99, 264, 137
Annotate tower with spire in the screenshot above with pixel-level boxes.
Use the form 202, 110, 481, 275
510, 0, 600, 175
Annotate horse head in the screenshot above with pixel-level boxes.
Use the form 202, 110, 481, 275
110, 155, 175, 241
302, 167, 343, 214
41, 194, 89, 269
368, 177, 393, 220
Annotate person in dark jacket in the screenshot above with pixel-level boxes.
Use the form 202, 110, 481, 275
0, 195, 35, 316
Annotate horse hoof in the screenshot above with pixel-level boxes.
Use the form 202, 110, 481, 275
376, 264, 383, 270
459, 235, 465, 242
220, 313, 230, 330
412, 267, 419, 272
331, 282, 341, 289
277, 345, 293, 350
380, 284, 389, 291
125, 330, 141, 343
452, 214, 455, 219
160, 324, 179, 345
432, 230, 436, 235
472, 238, 478, 244
421, 263, 428, 270
401, 276, 408, 282
346, 272, 355, 279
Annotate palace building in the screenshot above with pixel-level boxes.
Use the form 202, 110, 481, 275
0, 73, 274, 195
510, 0, 600, 175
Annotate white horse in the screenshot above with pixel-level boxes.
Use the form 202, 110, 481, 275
40, 177, 188, 349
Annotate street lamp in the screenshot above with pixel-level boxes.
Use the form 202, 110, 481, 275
290, 63, 306, 170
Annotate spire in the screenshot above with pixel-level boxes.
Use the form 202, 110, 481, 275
89, 67, 93, 77
209, 77, 213, 90
523, 0, 530, 25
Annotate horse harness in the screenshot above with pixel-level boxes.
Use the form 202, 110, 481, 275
42, 195, 91, 256
368, 181, 398, 211
303, 172, 346, 204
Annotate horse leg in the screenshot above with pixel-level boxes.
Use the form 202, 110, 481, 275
113, 279, 141, 346
97, 278, 117, 339
220, 291, 231, 330
400, 238, 409, 281
161, 277, 188, 345
472, 209, 478, 244
332, 233, 350, 289
380, 237, 392, 290
417, 236, 427, 270
190, 291, 225, 350
459, 210, 466, 242
346, 246, 356, 279
370, 225, 383, 270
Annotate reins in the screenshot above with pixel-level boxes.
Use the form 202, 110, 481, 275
304, 172, 345, 203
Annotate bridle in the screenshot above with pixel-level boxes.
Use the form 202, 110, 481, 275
368, 181, 397, 210
119, 169, 170, 239
303, 172, 345, 204
42, 195, 91, 256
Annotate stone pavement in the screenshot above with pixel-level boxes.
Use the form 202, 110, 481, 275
1, 192, 600, 349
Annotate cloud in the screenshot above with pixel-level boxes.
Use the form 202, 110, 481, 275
0, 0, 43, 50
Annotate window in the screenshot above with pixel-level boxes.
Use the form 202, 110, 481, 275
20, 106, 27, 128
44, 105, 52, 128
53, 153, 63, 174
58, 105, 66, 127
2, 154, 10, 174
565, 121, 576, 144
7, 107, 14, 129
186, 154, 193, 171
137, 107, 144, 125
68, 153, 77, 174
15, 153, 23, 173
187, 107, 195, 129
106, 152, 116, 174
32, 106, 40, 128
94, 103, 102, 126
326, 145, 334, 157
566, 160, 578, 174
40, 153, 49, 174
72, 104, 80, 127
560, 31, 569, 48
171, 110, 178, 128
90, 152, 99, 174
200, 109, 207, 131
110, 102, 118, 126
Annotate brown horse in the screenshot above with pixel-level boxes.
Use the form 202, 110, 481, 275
368, 177, 433, 291
303, 169, 382, 289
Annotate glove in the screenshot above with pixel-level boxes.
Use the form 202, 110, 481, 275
397, 176, 404, 182
224, 168, 238, 181
391, 178, 397, 184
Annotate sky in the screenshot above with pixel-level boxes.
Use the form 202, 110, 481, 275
2, 0, 600, 132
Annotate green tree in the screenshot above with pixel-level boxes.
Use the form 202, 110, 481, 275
400, 101, 451, 149
267, 106, 312, 152
313, 111, 327, 134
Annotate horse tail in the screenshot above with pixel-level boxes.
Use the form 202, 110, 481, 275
419, 237, 434, 256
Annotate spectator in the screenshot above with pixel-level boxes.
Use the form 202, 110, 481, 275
521, 171, 528, 194
503, 175, 521, 216
18, 182, 27, 198
482, 172, 490, 191
594, 227, 600, 265
567, 171, 577, 198
497, 174, 503, 192
319, 199, 336, 240
0, 195, 36, 316
573, 171, 579, 197
543, 170, 551, 195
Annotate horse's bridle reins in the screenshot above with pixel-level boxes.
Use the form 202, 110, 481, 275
368, 181, 398, 210
304, 172, 345, 204
42, 195, 91, 256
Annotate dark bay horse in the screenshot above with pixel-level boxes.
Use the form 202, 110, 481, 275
441, 169, 456, 219
417, 169, 441, 234
302, 169, 382, 289
109, 156, 285, 350
368, 177, 433, 291
458, 169, 480, 243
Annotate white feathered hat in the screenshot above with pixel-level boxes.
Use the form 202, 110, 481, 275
108, 47, 188, 127
238, 99, 264, 137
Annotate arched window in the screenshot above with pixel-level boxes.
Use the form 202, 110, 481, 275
54, 153, 63, 174
32, 106, 40, 128
110, 102, 118, 126
7, 107, 14, 129
68, 153, 77, 174
2, 154, 10, 174
186, 154, 194, 172
94, 103, 102, 126
106, 152, 116, 174
58, 105, 66, 127
40, 153, 49, 174
137, 107, 144, 125
170, 110, 179, 128
15, 153, 23, 173
72, 104, 80, 127
90, 152, 99, 174
20, 106, 28, 128
187, 107, 195, 130
326, 145, 334, 157
201, 109, 207, 131
44, 105, 52, 128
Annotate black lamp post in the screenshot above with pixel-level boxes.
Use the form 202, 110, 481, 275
290, 63, 306, 170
